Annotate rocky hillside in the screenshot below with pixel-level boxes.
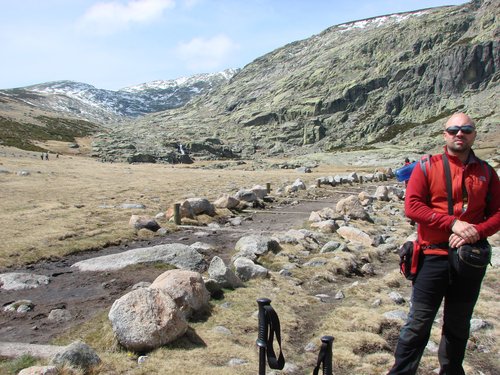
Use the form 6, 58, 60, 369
93, 0, 499, 163
0, 70, 237, 152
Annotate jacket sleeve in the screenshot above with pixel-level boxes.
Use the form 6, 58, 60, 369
474, 168, 500, 238
404, 161, 455, 230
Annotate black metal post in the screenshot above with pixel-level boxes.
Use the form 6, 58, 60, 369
321, 335, 334, 375
257, 298, 271, 375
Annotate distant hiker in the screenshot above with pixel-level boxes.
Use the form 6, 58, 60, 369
404, 158, 410, 186
41, 153, 44, 160
56, 153, 59, 159
45, 153, 49, 161
388, 113, 500, 375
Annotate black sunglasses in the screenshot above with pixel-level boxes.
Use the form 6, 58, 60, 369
445, 125, 475, 135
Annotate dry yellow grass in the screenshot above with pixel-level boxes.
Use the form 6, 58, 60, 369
1, 142, 498, 375
0, 144, 355, 268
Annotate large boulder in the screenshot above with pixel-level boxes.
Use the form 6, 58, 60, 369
108, 288, 187, 352
72, 243, 207, 272
150, 270, 210, 319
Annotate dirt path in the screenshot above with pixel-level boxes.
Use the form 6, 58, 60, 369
0, 184, 383, 345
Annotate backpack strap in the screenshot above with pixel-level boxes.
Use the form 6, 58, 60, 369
442, 153, 454, 215
419, 154, 432, 178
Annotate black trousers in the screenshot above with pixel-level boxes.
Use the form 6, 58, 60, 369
388, 255, 485, 375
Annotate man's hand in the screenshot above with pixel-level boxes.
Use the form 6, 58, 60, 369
449, 233, 466, 248
451, 220, 480, 244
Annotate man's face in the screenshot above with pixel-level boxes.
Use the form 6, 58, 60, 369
443, 114, 476, 154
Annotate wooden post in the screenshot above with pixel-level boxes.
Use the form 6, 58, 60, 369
174, 203, 181, 225
266, 182, 271, 194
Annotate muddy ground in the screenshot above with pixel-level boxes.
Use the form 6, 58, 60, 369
0, 185, 382, 345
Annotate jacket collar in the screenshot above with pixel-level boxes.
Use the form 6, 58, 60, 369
443, 146, 478, 166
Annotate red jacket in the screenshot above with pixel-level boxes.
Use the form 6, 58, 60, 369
405, 148, 500, 255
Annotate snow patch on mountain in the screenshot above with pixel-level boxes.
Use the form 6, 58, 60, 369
1, 69, 239, 124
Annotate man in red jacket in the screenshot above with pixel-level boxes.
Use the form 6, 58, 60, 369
388, 112, 500, 375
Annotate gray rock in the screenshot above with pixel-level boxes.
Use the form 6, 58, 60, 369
129, 215, 161, 232
47, 309, 72, 322
108, 288, 187, 352
233, 234, 280, 261
0, 272, 50, 290
72, 243, 206, 272
334, 290, 345, 299
208, 256, 244, 289
51, 341, 101, 372
18, 366, 58, 375
336, 226, 372, 247
189, 241, 214, 254
374, 185, 390, 201
233, 258, 268, 281
150, 269, 210, 319
336, 195, 372, 222
361, 263, 375, 275
470, 318, 490, 332
426, 341, 439, 353
120, 203, 146, 209
228, 358, 247, 366
320, 241, 342, 253
185, 198, 215, 216
251, 184, 268, 199
235, 189, 258, 202
383, 310, 408, 321
389, 291, 406, 304
213, 326, 232, 335
3, 300, 34, 313
304, 258, 328, 267
213, 194, 240, 209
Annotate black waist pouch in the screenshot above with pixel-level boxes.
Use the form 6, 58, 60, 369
449, 239, 491, 279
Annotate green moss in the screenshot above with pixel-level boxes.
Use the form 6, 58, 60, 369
0, 116, 100, 151
0, 355, 38, 375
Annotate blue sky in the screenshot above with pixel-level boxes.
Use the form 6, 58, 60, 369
0, 0, 465, 91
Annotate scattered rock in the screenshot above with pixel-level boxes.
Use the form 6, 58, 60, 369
207, 256, 244, 289
51, 341, 101, 373
129, 214, 161, 232
0, 272, 50, 290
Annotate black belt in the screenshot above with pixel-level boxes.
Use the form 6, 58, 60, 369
422, 242, 449, 250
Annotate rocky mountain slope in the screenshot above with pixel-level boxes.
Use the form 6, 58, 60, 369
92, 0, 499, 163
0, 70, 237, 151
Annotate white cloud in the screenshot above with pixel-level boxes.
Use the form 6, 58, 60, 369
78, 0, 175, 34
176, 34, 239, 71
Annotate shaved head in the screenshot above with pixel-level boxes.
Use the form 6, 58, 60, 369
444, 112, 475, 129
